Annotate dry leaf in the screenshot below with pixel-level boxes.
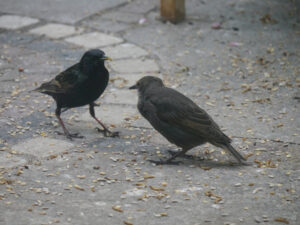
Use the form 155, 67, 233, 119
123, 221, 133, 225
274, 217, 289, 224
112, 205, 123, 213
150, 186, 165, 191
74, 184, 85, 191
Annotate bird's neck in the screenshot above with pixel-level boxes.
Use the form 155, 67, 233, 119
81, 63, 107, 77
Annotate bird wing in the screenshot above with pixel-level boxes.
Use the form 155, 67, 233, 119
150, 88, 224, 139
35, 64, 87, 94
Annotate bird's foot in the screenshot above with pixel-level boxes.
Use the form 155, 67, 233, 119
148, 159, 182, 165
96, 128, 119, 138
55, 131, 84, 140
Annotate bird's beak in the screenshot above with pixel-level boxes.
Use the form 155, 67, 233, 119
129, 84, 137, 89
103, 56, 112, 61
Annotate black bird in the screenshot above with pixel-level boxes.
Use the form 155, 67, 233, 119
130, 76, 247, 165
34, 49, 118, 140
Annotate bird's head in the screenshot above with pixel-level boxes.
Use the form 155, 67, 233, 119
129, 76, 164, 93
80, 49, 112, 73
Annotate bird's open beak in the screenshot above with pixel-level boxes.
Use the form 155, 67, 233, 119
103, 56, 112, 61
129, 84, 137, 89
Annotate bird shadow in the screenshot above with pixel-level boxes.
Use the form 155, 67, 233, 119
149, 149, 251, 169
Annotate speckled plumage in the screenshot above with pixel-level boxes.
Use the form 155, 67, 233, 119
34, 49, 118, 139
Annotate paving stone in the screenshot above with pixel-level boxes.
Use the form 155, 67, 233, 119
0, 0, 127, 24
0, 15, 39, 30
109, 59, 159, 73
130, 117, 153, 129
0, 31, 37, 46
79, 104, 138, 125
65, 32, 123, 48
82, 19, 132, 33
26, 39, 70, 54
110, 73, 163, 88
102, 11, 141, 23
102, 89, 137, 105
0, 154, 27, 169
29, 23, 83, 39
12, 137, 74, 158
148, 131, 170, 146
103, 43, 148, 60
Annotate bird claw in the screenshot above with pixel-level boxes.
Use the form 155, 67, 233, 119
148, 159, 182, 165
96, 128, 119, 138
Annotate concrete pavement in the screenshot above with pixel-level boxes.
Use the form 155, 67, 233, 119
0, 0, 299, 224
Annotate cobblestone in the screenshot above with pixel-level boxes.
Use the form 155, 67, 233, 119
12, 137, 74, 158
65, 32, 123, 48
102, 89, 137, 105
29, 23, 83, 39
109, 58, 160, 73
103, 43, 148, 59
0, 15, 39, 30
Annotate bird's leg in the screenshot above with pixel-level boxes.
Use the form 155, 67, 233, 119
89, 103, 119, 137
149, 148, 189, 165
61, 107, 70, 113
55, 107, 83, 140
92, 102, 100, 107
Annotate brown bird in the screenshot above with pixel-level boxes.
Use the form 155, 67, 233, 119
130, 76, 247, 165
34, 49, 119, 140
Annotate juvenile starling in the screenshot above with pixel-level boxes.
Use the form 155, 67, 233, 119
34, 49, 118, 140
130, 76, 247, 165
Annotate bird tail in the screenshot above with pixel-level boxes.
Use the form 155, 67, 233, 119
223, 143, 247, 164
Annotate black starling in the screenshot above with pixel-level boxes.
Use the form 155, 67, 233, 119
34, 49, 118, 140
129, 76, 247, 164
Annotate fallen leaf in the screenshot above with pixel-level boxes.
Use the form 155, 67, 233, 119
112, 205, 123, 213
123, 221, 133, 225
150, 186, 165, 191
274, 217, 289, 224
74, 184, 85, 191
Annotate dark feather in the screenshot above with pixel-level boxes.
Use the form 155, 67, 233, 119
130, 76, 246, 164
33, 49, 117, 139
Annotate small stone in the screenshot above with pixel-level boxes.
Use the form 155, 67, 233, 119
254, 216, 261, 223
